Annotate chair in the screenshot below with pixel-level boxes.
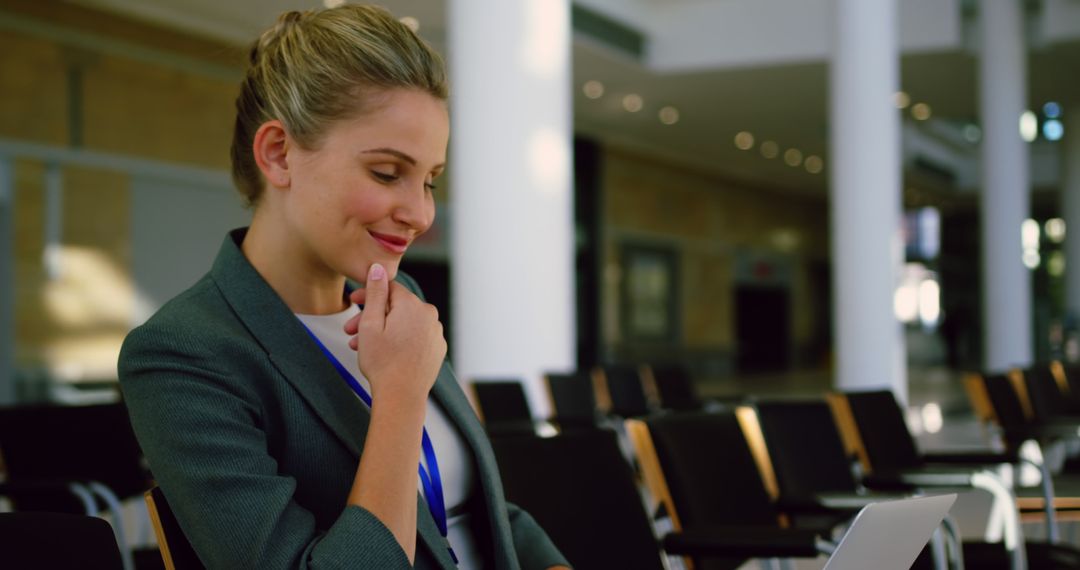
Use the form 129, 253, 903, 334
751, 400, 866, 504
833, 389, 1080, 569
544, 371, 602, 430
0, 511, 124, 569
593, 364, 653, 418
469, 379, 536, 436
965, 373, 1080, 515
1020, 365, 1080, 420
627, 411, 836, 569
750, 399, 952, 568
642, 363, 702, 411
490, 430, 664, 570
0, 403, 151, 570
145, 486, 204, 570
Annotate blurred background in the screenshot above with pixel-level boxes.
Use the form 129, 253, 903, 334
0, 0, 1077, 421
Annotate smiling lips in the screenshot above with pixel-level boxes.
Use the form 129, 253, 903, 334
369, 230, 410, 254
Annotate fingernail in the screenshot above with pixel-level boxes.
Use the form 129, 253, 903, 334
369, 263, 386, 281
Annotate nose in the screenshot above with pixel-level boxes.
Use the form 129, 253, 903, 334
392, 182, 434, 232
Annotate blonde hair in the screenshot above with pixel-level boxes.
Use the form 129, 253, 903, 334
231, 5, 448, 206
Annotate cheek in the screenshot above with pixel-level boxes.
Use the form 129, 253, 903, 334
344, 192, 392, 224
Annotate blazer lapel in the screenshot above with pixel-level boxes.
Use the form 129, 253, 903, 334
209, 229, 368, 458
426, 363, 519, 570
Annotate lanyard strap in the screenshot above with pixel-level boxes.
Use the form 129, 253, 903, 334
300, 323, 459, 565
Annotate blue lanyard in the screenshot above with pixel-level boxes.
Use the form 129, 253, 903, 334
300, 319, 459, 565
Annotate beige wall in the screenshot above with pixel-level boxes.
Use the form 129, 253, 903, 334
2, 0, 241, 382
600, 147, 829, 375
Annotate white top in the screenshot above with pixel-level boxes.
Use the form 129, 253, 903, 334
296, 305, 481, 569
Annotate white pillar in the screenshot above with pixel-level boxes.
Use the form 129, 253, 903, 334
1064, 110, 1080, 319
447, 0, 575, 418
979, 0, 1032, 372
829, 0, 907, 399
0, 157, 14, 404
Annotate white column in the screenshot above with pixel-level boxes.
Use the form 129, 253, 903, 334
979, 0, 1032, 372
447, 0, 575, 417
0, 157, 14, 404
829, 0, 907, 399
1064, 110, 1080, 319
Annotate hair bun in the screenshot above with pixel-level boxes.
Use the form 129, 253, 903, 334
250, 10, 310, 64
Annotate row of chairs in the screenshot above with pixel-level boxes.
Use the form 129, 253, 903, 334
11, 363, 1080, 569
490, 387, 1080, 569
470, 363, 704, 436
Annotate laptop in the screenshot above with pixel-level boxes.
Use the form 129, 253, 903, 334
823, 494, 957, 570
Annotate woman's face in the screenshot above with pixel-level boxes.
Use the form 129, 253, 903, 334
282, 88, 448, 283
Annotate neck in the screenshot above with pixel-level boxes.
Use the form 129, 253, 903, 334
242, 212, 348, 315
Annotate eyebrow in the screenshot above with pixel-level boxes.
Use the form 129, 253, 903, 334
361, 147, 445, 170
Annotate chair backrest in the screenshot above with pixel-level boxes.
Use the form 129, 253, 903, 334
981, 373, 1031, 429
490, 430, 664, 570
631, 411, 778, 529
0, 512, 124, 569
544, 372, 600, 429
839, 390, 923, 474
753, 399, 859, 500
1061, 364, 1080, 403
644, 363, 701, 411
0, 403, 148, 510
1021, 365, 1070, 421
469, 380, 535, 436
594, 364, 651, 418
145, 486, 205, 570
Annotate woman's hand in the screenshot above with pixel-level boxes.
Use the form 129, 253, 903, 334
344, 263, 446, 404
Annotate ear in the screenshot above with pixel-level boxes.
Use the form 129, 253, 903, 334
252, 120, 291, 189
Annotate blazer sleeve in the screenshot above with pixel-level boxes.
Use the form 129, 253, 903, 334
118, 322, 412, 570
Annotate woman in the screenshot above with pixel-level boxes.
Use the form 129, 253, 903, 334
119, 6, 570, 569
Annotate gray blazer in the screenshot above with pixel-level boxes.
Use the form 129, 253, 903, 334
119, 228, 568, 569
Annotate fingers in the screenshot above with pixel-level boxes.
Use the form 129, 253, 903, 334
358, 263, 389, 330
343, 290, 365, 335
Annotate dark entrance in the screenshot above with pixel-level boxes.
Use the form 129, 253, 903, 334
735, 286, 791, 373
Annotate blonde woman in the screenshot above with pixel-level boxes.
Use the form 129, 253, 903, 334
119, 6, 570, 569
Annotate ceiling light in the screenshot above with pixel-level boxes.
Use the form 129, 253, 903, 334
1045, 218, 1066, 243
323, 0, 346, 8
804, 155, 824, 174
1022, 218, 1040, 250
783, 148, 803, 167
911, 103, 931, 121
734, 131, 754, 150
658, 106, 679, 125
1044, 119, 1064, 142
399, 16, 420, 32
1044, 102, 1061, 119
622, 94, 644, 112
894, 91, 910, 109
760, 141, 779, 159
1020, 111, 1038, 142
583, 80, 604, 99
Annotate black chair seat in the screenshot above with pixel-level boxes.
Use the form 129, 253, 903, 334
961, 542, 1080, 569
491, 430, 665, 570
663, 526, 823, 559
0, 512, 124, 569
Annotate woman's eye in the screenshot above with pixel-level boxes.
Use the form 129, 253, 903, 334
371, 171, 398, 183
369, 169, 399, 182
424, 181, 438, 191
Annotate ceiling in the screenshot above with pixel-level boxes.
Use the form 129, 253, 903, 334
66, 0, 1080, 199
